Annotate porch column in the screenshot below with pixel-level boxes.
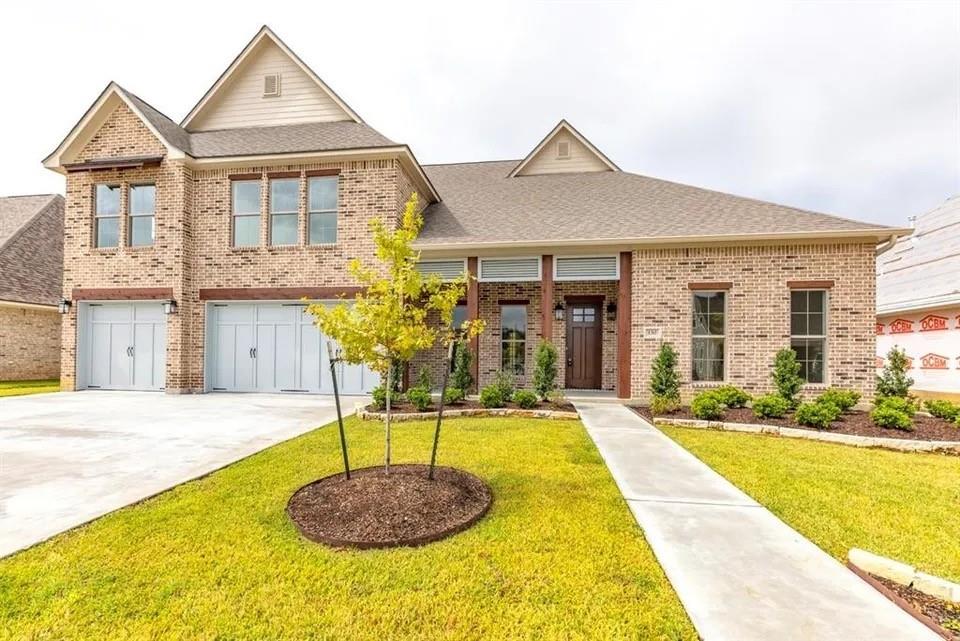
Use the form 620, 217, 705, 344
467, 256, 480, 392
541, 254, 554, 342
617, 251, 632, 399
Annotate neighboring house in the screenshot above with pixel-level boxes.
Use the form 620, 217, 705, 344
43, 26, 907, 400
876, 196, 960, 398
0, 194, 64, 381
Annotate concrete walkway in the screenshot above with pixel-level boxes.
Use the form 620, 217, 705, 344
576, 403, 939, 641
0, 391, 358, 559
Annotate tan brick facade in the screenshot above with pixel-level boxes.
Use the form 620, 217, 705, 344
0, 305, 61, 381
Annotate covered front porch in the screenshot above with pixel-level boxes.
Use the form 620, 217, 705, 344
412, 253, 633, 399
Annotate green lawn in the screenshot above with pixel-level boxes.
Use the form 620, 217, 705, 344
0, 379, 59, 398
661, 425, 960, 582
0, 416, 695, 641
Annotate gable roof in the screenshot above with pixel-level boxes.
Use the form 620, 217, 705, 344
0, 195, 64, 306
181, 25, 362, 130
509, 119, 620, 178
416, 160, 906, 249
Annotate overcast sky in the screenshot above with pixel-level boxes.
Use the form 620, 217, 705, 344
3, 0, 958, 226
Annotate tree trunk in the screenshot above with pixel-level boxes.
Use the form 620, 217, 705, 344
384, 362, 392, 474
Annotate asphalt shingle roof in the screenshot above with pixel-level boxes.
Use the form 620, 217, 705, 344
0, 195, 63, 306
418, 160, 897, 246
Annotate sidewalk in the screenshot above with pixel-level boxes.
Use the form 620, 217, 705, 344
575, 402, 939, 641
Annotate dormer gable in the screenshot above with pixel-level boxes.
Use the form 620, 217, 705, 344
509, 119, 619, 177
182, 26, 362, 132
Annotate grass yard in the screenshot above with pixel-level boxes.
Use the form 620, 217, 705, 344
661, 426, 960, 582
0, 379, 59, 398
0, 416, 695, 641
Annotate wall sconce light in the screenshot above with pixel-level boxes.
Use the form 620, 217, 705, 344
57, 298, 72, 315
162, 300, 178, 315
554, 302, 564, 320
606, 302, 617, 318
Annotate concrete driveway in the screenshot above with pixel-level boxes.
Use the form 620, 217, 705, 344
0, 391, 359, 558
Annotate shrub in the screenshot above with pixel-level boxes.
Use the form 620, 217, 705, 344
772, 348, 804, 407
650, 342, 681, 405
546, 389, 567, 406
711, 385, 751, 409
752, 394, 791, 419
491, 370, 515, 399
451, 341, 474, 392
871, 406, 913, 431
650, 394, 680, 415
816, 388, 861, 413
876, 395, 916, 417
876, 347, 914, 398
924, 399, 959, 421
512, 389, 538, 409
406, 387, 432, 412
479, 384, 506, 408
532, 341, 559, 400
416, 366, 432, 391
443, 386, 465, 405
371, 385, 404, 410
691, 391, 725, 420
794, 401, 841, 429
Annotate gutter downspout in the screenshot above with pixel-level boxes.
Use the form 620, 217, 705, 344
876, 233, 902, 257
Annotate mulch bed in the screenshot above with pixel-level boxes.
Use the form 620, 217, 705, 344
287, 464, 492, 549
635, 406, 960, 442
365, 398, 576, 414
871, 575, 960, 640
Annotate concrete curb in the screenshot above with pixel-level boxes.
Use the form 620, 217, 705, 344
849, 548, 960, 604
653, 417, 960, 454
356, 406, 580, 422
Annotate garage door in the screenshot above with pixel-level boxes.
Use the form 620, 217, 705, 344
207, 302, 379, 394
81, 303, 166, 391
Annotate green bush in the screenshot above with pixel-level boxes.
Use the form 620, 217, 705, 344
924, 399, 959, 421
752, 393, 791, 419
479, 384, 506, 408
451, 341, 474, 392
406, 387, 432, 412
443, 386, 465, 405
871, 406, 913, 431
817, 388, 861, 413
711, 385, 751, 409
772, 348, 804, 407
794, 401, 841, 429
512, 389, 539, 409
650, 394, 680, 415
650, 342, 681, 405
416, 366, 432, 391
876, 395, 916, 417
491, 371, 515, 399
371, 385, 404, 410
876, 347, 914, 398
691, 391, 724, 420
532, 341, 559, 401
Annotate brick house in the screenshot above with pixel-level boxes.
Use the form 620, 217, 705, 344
42, 26, 907, 400
0, 194, 64, 381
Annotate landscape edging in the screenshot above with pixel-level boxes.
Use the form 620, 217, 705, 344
652, 417, 960, 454
357, 406, 580, 422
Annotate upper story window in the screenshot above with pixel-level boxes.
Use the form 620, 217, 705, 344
94, 184, 121, 248
308, 176, 338, 244
269, 178, 299, 246
501, 305, 527, 376
692, 291, 725, 381
791, 290, 827, 383
232, 180, 261, 247
128, 184, 155, 247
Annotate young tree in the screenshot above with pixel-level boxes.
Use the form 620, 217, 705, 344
532, 341, 559, 401
876, 346, 914, 398
308, 194, 483, 474
772, 348, 804, 407
451, 340, 474, 392
650, 342, 681, 409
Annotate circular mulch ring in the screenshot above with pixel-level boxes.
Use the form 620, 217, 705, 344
287, 464, 492, 549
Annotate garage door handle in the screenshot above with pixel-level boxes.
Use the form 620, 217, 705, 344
252, 347, 257, 359
127, 346, 134, 357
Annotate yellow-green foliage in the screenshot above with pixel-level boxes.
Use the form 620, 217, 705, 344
662, 426, 960, 582
0, 417, 696, 640
0, 379, 59, 398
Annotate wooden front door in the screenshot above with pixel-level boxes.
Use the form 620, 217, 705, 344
566, 303, 601, 389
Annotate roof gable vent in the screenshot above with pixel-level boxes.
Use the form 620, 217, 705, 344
557, 141, 570, 159
263, 73, 281, 97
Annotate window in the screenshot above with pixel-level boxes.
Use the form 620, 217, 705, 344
501, 305, 527, 376
791, 290, 827, 383
450, 304, 468, 372
308, 176, 338, 244
269, 178, 299, 246
94, 184, 121, 248
128, 184, 155, 247
232, 180, 261, 247
692, 291, 725, 381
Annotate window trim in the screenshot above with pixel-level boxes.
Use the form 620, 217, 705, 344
93, 183, 122, 249
231, 178, 262, 248
790, 288, 829, 385
268, 177, 300, 246
307, 174, 339, 245
500, 303, 527, 376
127, 183, 156, 248
691, 290, 726, 382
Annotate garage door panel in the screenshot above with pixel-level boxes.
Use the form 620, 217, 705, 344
299, 325, 322, 391
82, 303, 166, 391
88, 322, 113, 388
274, 323, 298, 391
109, 323, 132, 388
234, 323, 255, 391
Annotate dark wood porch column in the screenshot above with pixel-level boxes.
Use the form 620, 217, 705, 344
467, 256, 480, 391
541, 254, 554, 342
617, 251, 633, 399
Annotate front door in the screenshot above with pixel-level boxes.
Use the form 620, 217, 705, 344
566, 303, 601, 389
